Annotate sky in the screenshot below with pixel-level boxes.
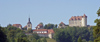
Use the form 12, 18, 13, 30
0, 0, 100, 29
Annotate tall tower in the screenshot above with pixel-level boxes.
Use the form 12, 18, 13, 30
27, 17, 32, 30
81, 14, 87, 27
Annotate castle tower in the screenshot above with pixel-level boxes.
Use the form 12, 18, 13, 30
27, 17, 32, 30
81, 14, 87, 27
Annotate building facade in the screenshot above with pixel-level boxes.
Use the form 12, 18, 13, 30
33, 29, 54, 39
69, 14, 87, 27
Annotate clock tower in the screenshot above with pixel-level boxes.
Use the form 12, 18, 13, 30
27, 17, 32, 30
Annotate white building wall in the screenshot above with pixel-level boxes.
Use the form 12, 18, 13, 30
81, 17, 87, 27
69, 20, 82, 27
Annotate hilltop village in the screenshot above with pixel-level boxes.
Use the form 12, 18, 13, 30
11, 14, 88, 39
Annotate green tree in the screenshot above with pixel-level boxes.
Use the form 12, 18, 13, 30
26, 28, 32, 33
37, 39, 41, 42
7, 24, 12, 27
5, 26, 27, 42
0, 26, 7, 42
54, 29, 72, 42
93, 7, 100, 42
82, 39, 87, 42
42, 38, 47, 42
78, 36, 82, 42
97, 7, 100, 16
32, 33, 40, 40
16, 37, 28, 42
44, 23, 57, 29
39, 22, 43, 25
54, 27, 92, 42
27, 33, 39, 42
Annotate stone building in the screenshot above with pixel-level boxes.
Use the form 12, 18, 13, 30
69, 14, 87, 27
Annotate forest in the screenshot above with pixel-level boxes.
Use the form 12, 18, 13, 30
0, 25, 94, 42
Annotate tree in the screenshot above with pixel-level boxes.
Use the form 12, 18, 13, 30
26, 28, 32, 33
42, 38, 47, 42
37, 39, 41, 42
44, 23, 57, 29
16, 37, 28, 42
32, 33, 39, 40
97, 7, 100, 16
93, 7, 100, 42
82, 39, 87, 42
54, 24, 57, 28
54, 29, 72, 42
54, 27, 92, 42
7, 24, 12, 27
78, 36, 82, 42
27, 33, 39, 42
0, 26, 7, 42
39, 22, 43, 25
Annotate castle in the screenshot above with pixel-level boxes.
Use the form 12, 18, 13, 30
69, 14, 87, 27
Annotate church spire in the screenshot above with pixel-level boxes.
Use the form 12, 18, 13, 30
27, 17, 31, 24
29, 17, 30, 22
28, 14, 30, 22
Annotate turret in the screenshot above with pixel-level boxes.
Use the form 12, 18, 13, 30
81, 14, 87, 27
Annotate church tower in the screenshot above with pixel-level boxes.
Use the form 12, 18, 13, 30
27, 17, 32, 30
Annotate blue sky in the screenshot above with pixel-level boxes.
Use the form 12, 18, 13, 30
0, 0, 100, 29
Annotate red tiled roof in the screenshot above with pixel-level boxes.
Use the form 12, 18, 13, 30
12, 24, 22, 28
69, 14, 87, 21
83, 14, 87, 17
33, 29, 54, 34
48, 29, 54, 33
60, 22, 65, 25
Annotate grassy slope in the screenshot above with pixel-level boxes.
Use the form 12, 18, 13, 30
46, 38, 56, 42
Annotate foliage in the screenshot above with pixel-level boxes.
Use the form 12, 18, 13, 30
97, 8, 100, 16
54, 27, 93, 42
16, 37, 28, 42
41, 38, 47, 42
54, 29, 72, 42
37, 39, 41, 42
0, 26, 7, 42
93, 7, 100, 42
44, 23, 57, 29
26, 28, 32, 33
39, 22, 43, 25
27, 33, 39, 42
46, 38, 56, 42
78, 36, 82, 42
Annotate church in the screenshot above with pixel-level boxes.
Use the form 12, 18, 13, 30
23, 17, 32, 30
27, 17, 32, 30
23, 18, 55, 39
